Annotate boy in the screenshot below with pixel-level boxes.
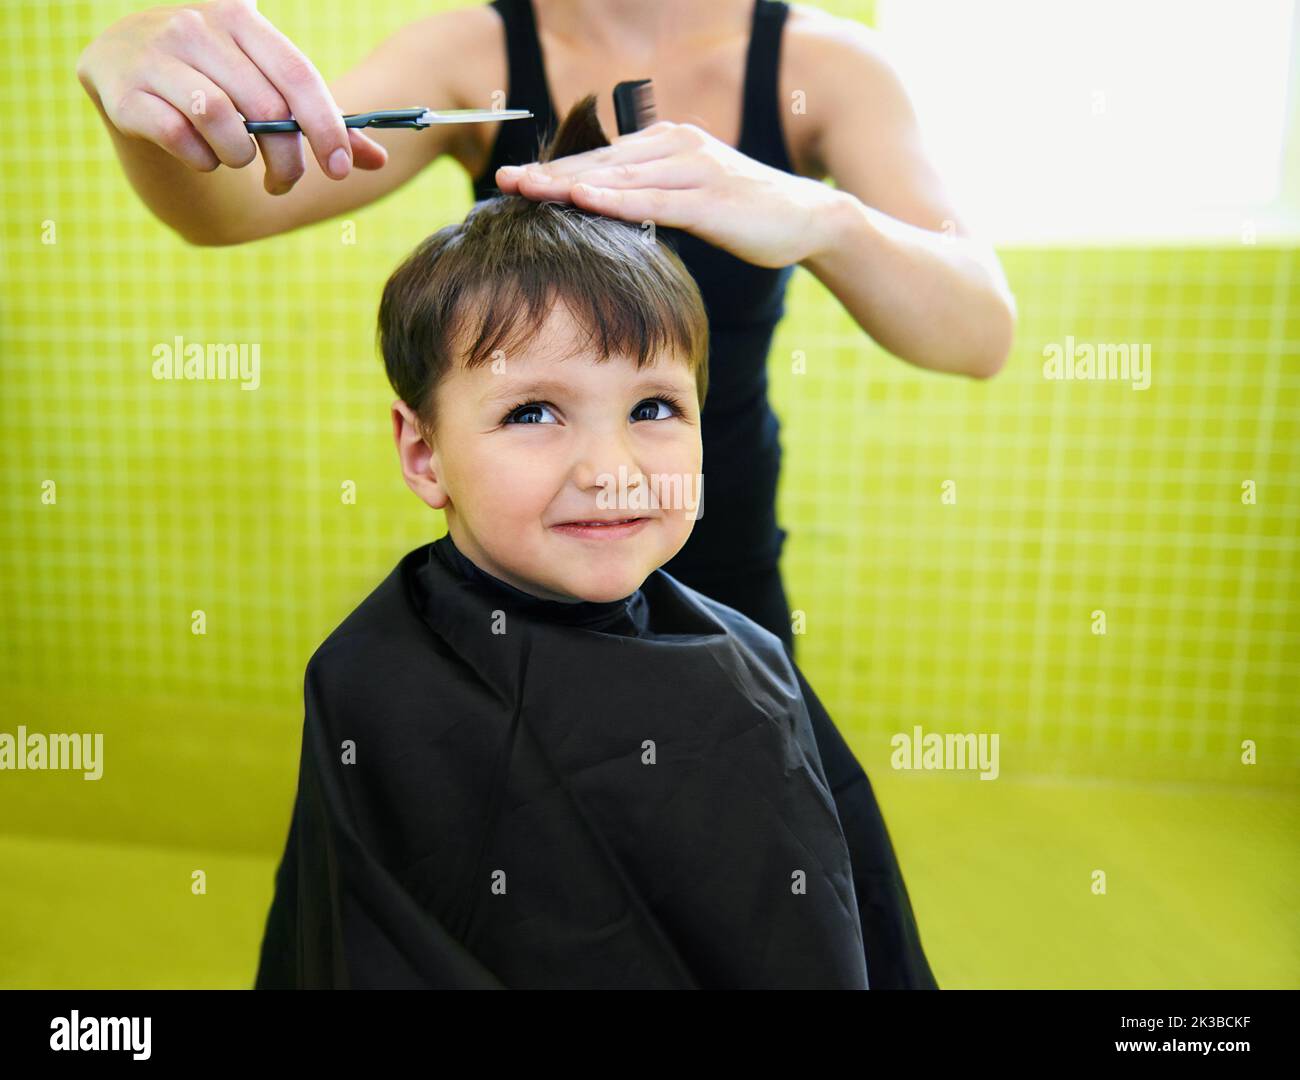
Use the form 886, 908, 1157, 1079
253, 95, 935, 990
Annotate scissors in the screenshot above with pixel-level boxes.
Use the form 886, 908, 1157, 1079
244, 107, 533, 134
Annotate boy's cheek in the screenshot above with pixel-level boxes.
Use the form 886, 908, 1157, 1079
466, 436, 701, 519
639, 429, 700, 468
649, 444, 704, 511
467, 446, 557, 500
467, 441, 553, 483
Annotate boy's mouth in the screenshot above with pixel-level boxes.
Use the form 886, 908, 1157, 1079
551, 516, 651, 539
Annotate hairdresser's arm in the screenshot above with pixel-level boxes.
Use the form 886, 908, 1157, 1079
76, 2, 472, 246
796, 22, 1017, 379
497, 27, 1015, 378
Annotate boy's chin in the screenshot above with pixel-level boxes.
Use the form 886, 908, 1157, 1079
561, 570, 651, 604
579, 586, 645, 603
546, 558, 654, 603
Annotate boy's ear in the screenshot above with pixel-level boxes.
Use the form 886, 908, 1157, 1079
392, 399, 450, 511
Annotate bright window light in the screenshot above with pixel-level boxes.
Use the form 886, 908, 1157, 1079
875, 0, 1298, 244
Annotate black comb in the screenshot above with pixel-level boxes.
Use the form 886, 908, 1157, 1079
613, 79, 657, 135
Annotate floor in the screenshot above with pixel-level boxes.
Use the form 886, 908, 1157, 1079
1, 773, 1295, 988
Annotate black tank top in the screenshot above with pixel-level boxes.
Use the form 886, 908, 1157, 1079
472, 0, 797, 584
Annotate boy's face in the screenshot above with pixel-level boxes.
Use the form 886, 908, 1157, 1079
393, 303, 704, 603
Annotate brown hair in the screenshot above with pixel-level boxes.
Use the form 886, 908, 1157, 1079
376, 94, 709, 439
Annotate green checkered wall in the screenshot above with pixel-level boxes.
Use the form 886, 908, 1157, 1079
2, 0, 1295, 855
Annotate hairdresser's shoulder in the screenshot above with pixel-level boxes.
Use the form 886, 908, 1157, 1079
388, 3, 503, 48
783, 2, 892, 58
779, 5, 922, 177
782, 4, 911, 106
392, 3, 514, 70
374, 4, 507, 103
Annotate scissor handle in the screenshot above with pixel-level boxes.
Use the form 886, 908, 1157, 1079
345, 108, 430, 129
244, 108, 427, 134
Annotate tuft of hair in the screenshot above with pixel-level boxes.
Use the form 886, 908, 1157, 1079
538, 91, 610, 160
376, 93, 708, 440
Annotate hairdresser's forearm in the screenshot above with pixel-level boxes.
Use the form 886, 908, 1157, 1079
801, 191, 1017, 379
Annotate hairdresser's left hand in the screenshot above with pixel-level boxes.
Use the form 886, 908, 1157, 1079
493, 121, 846, 269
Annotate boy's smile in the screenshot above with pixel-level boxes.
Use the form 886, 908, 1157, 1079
551, 517, 652, 538
393, 302, 704, 604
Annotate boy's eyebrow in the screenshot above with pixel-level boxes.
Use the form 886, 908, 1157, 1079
481, 378, 570, 405
480, 375, 693, 405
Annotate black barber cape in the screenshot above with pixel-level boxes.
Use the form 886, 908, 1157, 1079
253, 534, 937, 989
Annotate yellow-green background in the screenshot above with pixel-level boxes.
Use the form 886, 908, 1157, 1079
2, 1, 1296, 989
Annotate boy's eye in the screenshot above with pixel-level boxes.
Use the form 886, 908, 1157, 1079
501, 401, 559, 425
630, 396, 682, 422
501, 395, 685, 426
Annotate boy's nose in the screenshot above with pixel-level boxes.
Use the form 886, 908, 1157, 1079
570, 437, 647, 495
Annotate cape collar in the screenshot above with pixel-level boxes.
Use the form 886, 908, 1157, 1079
430, 532, 650, 636
401, 535, 743, 710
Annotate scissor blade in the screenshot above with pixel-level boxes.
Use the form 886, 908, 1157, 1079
417, 108, 534, 125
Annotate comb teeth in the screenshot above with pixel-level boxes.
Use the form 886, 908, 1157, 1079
613, 79, 657, 135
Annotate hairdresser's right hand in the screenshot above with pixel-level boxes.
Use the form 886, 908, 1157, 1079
76, 0, 387, 194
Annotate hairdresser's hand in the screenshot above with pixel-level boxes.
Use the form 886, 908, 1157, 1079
76, 0, 387, 194
494, 120, 846, 268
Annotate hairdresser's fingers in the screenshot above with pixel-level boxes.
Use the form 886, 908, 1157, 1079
218, 0, 354, 184
141, 55, 259, 169
517, 154, 711, 194
112, 88, 223, 171
550, 129, 681, 172
494, 130, 679, 191
161, 16, 354, 184
159, 19, 289, 170
188, 40, 384, 183
575, 168, 845, 269
348, 128, 389, 169
580, 121, 712, 167
619, 119, 678, 139
565, 184, 702, 232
